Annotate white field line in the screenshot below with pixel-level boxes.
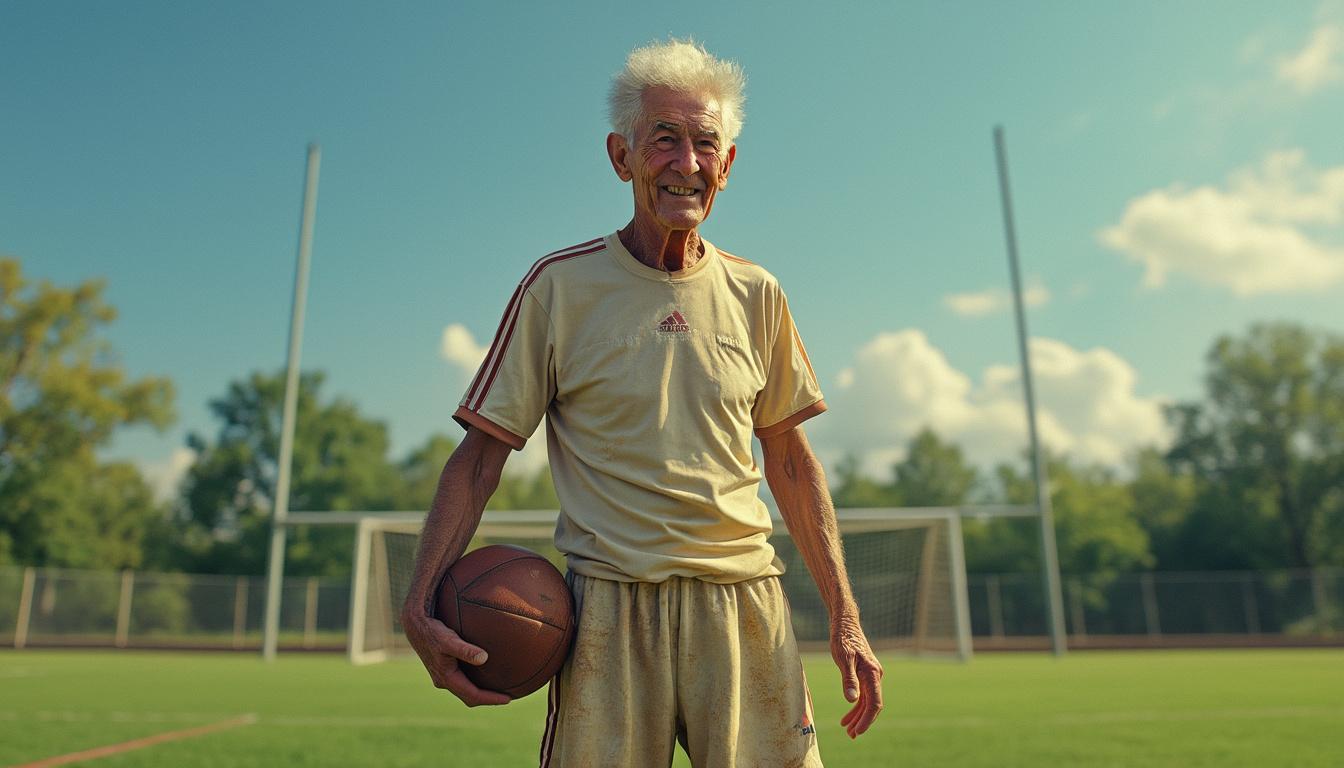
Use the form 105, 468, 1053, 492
1, 707, 1340, 731
9, 714, 256, 768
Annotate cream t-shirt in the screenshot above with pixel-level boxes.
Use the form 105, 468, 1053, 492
455, 233, 825, 583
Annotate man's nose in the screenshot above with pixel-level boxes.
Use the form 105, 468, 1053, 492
670, 138, 700, 176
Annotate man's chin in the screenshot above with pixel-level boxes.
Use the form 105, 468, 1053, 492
654, 210, 708, 231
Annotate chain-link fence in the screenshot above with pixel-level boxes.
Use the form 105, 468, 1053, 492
0, 566, 348, 651
3, 565, 1341, 651
969, 568, 1344, 648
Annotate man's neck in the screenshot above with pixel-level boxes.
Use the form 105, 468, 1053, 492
618, 222, 703, 272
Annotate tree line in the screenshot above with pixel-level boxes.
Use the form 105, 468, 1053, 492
3, 258, 1341, 579
833, 320, 1344, 575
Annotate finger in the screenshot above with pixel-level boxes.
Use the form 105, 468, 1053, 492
847, 670, 884, 738
440, 666, 512, 707
425, 619, 489, 666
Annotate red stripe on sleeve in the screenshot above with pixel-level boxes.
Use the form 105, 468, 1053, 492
467, 242, 606, 412
463, 238, 604, 408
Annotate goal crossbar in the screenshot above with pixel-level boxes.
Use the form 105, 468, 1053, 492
341, 507, 975, 664
286, 504, 1035, 528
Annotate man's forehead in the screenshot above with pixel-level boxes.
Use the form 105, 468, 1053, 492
638, 87, 726, 134
650, 118, 721, 137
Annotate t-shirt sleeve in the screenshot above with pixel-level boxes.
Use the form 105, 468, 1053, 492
453, 286, 554, 450
752, 286, 826, 438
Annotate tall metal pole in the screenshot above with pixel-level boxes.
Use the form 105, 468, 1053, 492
263, 143, 321, 661
993, 126, 1068, 656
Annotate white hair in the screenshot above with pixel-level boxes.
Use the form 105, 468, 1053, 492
608, 39, 746, 143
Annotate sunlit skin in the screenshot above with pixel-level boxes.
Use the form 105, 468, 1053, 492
606, 86, 737, 272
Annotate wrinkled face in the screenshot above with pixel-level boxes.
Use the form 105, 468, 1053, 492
608, 86, 736, 233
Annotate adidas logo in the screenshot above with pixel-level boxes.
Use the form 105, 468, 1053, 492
657, 311, 690, 333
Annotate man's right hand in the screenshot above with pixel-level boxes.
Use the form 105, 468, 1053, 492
401, 609, 512, 707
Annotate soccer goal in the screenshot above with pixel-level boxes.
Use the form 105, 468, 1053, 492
345, 508, 972, 665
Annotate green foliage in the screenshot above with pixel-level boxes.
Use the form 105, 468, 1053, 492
962, 455, 1153, 577
892, 429, 979, 506
487, 463, 561, 510
1167, 322, 1344, 567
131, 581, 191, 634
0, 258, 174, 568
393, 433, 459, 511
831, 454, 898, 508
175, 371, 402, 577
832, 429, 979, 509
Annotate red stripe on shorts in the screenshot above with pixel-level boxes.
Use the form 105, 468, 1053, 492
539, 678, 560, 768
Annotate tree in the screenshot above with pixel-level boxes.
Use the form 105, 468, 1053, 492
966, 455, 1152, 576
891, 429, 979, 507
393, 433, 458, 511
0, 258, 174, 567
1166, 323, 1344, 567
1128, 447, 1198, 570
832, 429, 978, 509
176, 370, 402, 577
487, 464, 561, 511
831, 454, 898, 508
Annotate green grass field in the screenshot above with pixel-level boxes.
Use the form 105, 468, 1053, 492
1, 649, 1341, 767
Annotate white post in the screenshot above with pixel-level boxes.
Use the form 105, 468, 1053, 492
14, 567, 35, 649
1311, 568, 1328, 631
115, 570, 135, 648
994, 126, 1068, 656
348, 518, 374, 663
1241, 573, 1261, 634
303, 577, 319, 649
263, 143, 322, 661
233, 576, 249, 650
986, 575, 1005, 639
1067, 578, 1087, 639
1141, 573, 1162, 637
945, 514, 974, 661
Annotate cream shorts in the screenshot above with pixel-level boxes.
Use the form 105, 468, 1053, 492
538, 573, 822, 768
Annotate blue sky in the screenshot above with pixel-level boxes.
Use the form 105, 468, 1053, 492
6, 1, 1344, 496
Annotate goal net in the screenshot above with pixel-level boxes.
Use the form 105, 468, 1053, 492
347, 508, 971, 664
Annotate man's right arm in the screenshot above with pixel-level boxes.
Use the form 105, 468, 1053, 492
400, 426, 514, 707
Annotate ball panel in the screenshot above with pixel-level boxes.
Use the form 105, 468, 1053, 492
434, 572, 461, 633
449, 544, 539, 585
459, 559, 573, 628
457, 603, 569, 696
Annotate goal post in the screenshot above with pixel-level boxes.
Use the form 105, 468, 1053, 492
342, 507, 974, 664
348, 516, 424, 664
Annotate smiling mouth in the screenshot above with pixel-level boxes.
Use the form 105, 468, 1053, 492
662, 185, 700, 197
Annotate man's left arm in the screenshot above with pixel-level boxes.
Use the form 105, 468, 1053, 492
761, 424, 884, 739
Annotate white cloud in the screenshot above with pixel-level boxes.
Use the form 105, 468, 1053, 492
139, 447, 197, 503
437, 323, 548, 477
810, 330, 1169, 476
1277, 24, 1344, 93
1100, 151, 1344, 296
440, 323, 489, 371
944, 283, 1049, 317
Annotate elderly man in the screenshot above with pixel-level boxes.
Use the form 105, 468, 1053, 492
402, 40, 883, 767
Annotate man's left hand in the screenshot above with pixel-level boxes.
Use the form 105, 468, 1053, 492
830, 614, 884, 738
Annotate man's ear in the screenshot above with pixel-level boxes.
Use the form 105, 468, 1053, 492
718, 144, 737, 189
607, 132, 633, 182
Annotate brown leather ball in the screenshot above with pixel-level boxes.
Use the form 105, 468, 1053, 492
434, 544, 576, 699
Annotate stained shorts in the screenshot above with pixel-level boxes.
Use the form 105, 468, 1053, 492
538, 573, 822, 768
